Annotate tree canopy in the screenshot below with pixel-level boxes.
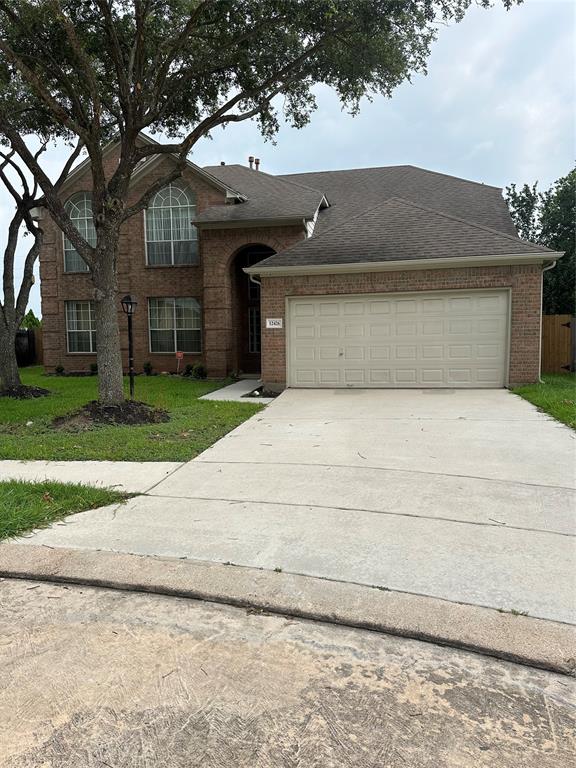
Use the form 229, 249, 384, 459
0, 0, 519, 403
506, 168, 575, 315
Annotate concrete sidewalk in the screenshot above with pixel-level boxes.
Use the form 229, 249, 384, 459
0, 459, 182, 494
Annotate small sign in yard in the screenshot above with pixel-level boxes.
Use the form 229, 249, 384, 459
266, 318, 283, 329
176, 350, 184, 373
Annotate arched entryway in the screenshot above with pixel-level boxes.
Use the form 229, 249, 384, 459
231, 244, 275, 375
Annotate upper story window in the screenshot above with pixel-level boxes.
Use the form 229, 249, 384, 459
145, 182, 198, 266
63, 192, 94, 273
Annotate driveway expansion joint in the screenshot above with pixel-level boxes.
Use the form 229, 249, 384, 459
192, 458, 576, 493
139, 492, 576, 538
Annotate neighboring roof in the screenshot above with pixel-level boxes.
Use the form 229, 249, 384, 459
197, 164, 327, 225
251, 197, 555, 271
279, 165, 519, 237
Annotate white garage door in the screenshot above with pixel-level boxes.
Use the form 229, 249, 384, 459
287, 290, 509, 388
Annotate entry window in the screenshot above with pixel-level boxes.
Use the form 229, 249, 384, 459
149, 297, 202, 353
145, 183, 198, 266
248, 306, 261, 354
63, 193, 94, 272
65, 300, 96, 353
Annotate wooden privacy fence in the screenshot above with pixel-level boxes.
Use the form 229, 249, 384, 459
541, 315, 574, 374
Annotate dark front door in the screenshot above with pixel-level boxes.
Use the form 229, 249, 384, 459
235, 246, 274, 374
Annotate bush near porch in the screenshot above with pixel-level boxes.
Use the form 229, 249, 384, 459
0, 368, 261, 461
512, 374, 576, 430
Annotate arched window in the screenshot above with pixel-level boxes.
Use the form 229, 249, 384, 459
145, 182, 198, 266
63, 192, 94, 272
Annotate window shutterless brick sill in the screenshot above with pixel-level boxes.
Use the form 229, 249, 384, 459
144, 264, 201, 269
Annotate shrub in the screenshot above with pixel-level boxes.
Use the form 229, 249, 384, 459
143, 361, 153, 376
192, 363, 207, 380
55, 365, 65, 376
183, 363, 194, 377
89, 362, 98, 375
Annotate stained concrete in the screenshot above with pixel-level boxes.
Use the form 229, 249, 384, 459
2, 544, 574, 675
0, 578, 574, 767
0, 459, 182, 493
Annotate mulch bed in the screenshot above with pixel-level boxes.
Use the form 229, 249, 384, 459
52, 400, 170, 431
0, 385, 51, 399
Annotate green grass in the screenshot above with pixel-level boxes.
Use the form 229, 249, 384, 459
0, 480, 127, 540
0, 367, 262, 461
512, 374, 576, 429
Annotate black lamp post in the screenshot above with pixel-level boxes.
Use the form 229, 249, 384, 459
121, 294, 138, 399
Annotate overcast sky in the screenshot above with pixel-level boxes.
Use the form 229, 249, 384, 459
2, 0, 574, 316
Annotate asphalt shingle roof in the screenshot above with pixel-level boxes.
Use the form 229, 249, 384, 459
198, 164, 325, 223
253, 197, 553, 270
280, 165, 518, 237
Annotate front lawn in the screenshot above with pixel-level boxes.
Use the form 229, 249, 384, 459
0, 367, 262, 461
0, 480, 127, 540
512, 374, 576, 429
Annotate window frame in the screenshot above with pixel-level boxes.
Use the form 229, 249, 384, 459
144, 183, 199, 267
62, 192, 94, 274
65, 300, 97, 354
147, 297, 202, 355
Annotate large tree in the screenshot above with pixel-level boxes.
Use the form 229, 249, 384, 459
506, 168, 575, 315
0, 0, 517, 404
0, 151, 42, 392
0, 145, 80, 392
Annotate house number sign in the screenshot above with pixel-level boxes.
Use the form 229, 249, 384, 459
266, 318, 283, 329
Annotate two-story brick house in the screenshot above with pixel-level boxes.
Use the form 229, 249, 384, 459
39, 133, 559, 391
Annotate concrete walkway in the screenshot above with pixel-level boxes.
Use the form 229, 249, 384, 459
0, 459, 182, 494
200, 378, 275, 403
9, 388, 576, 627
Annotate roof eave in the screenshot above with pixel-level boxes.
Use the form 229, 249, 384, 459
245, 251, 562, 277
195, 216, 311, 230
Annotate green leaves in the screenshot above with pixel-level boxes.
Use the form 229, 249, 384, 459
506, 168, 576, 314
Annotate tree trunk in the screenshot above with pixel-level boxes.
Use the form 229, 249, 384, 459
0, 321, 21, 390
92, 242, 125, 404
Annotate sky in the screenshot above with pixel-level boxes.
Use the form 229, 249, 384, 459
1, 0, 574, 316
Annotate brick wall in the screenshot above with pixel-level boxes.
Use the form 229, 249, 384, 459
260, 264, 543, 389
39, 146, 305, 376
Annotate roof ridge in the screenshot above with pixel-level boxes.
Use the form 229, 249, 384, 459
280, 164, 502, 192
383, 196, 551, 252
203, 163, 327, 200
257, 195, 551, 266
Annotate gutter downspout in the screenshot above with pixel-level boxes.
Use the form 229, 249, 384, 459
539, 260, 557, 383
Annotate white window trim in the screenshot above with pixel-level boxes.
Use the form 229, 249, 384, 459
143, 187, 199, 267
62, 230, 91, 273
65, 300, 97, 354
147, 297, 203, 354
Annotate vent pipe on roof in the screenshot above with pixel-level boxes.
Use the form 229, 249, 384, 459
255, 158, 260, 171
248, 156, 254, 169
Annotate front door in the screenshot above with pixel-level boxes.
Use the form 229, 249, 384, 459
235, 246, 274, 374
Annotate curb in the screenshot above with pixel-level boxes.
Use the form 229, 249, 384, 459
0, 543, 574, 676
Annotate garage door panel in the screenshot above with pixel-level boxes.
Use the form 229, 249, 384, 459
288, 290, 508, 388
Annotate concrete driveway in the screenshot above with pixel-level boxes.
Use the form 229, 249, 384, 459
15, 389, 576, 624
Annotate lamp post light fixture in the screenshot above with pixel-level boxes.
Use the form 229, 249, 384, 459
121, 294, 138, 399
